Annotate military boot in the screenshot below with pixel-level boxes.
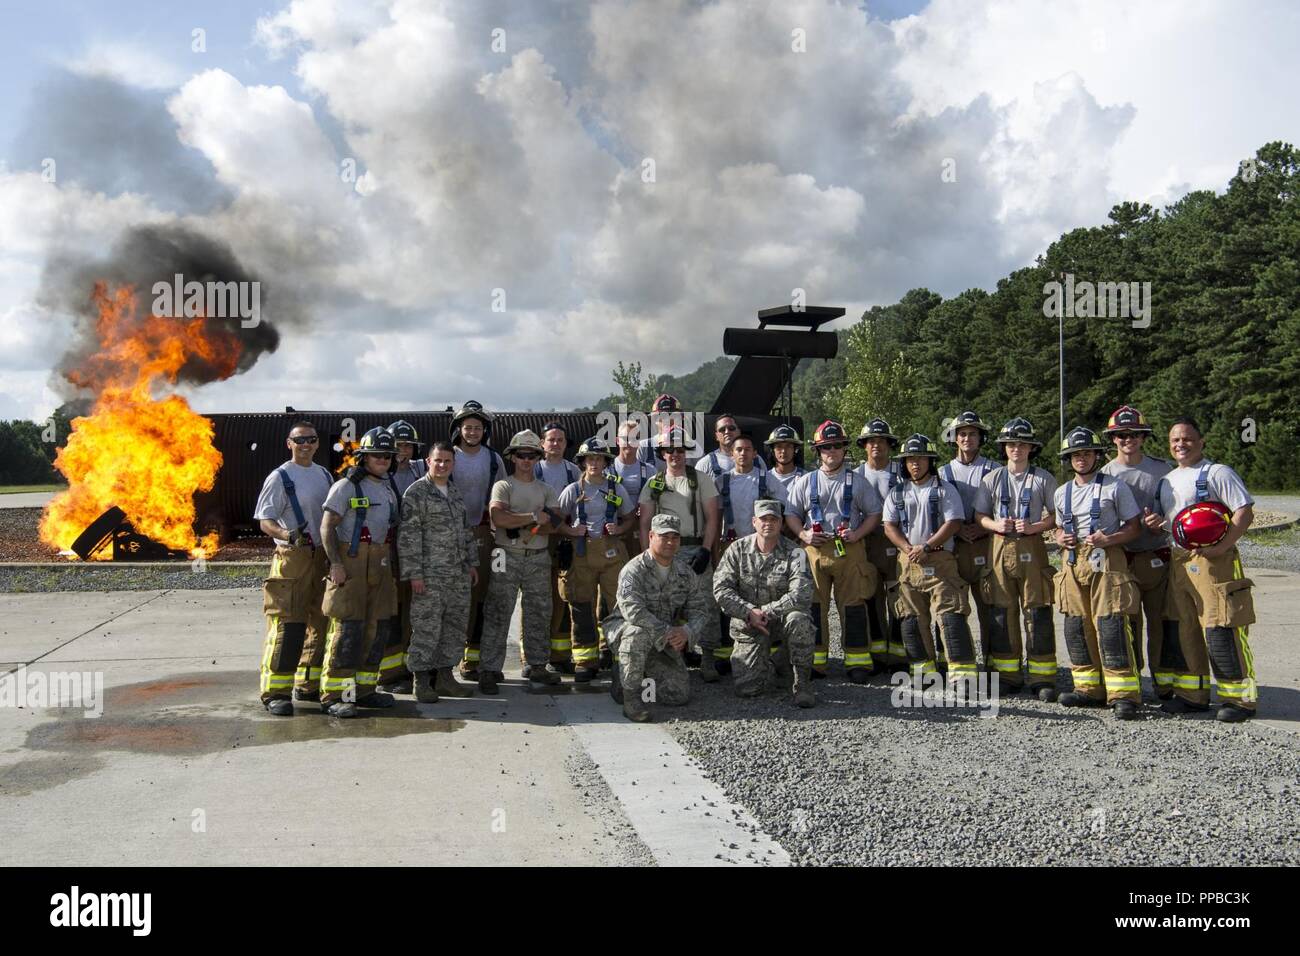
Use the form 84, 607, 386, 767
435, 667, 473, 698
623, 692, 652, 722
699, 654, 720, 683
412, 671, 439, 704
792, 667, 815, 709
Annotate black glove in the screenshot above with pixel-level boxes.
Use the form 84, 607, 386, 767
557, 539, 574, 571
688, 546, 711, 575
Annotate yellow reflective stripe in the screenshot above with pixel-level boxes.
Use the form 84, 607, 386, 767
990, 657, 1020, 672
910, 661, 937, 675
868, 639, 887, 653
1174, 674, 1210, 689
1216, 679, 1252, 698
813, 651, 829, 665
573, 647, 600, 662
321, 677, 353, 692
1106, 676, 1140, 691
887, 642, 907, 657
379, 652, 406, 671
1073, 671, 1102, 686
947, 663, 978, 674
844, 652, 873, 666
1027, 661, 1057, 675
355, 670, 379, 685
464, 647, 481, 662
1153, 671, 1175, 686
550, 639, 571, 651
264, 676, 294, 688
712, 647, 734, 660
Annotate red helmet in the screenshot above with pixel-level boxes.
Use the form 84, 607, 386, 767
812, 420, 850, 447
1171, 501, 1232, 549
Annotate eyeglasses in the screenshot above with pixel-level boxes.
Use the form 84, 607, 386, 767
290, 436, 318, 444
664, 448, 687, 455
820, 443, 849, 452
514, 453, 540, 461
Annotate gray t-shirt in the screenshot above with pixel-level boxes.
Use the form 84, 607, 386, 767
882, 476, 965, 550
537, 458, 581, 498
1158, 460, 1254, 550
254, 460, 334, 549
614, 457, 657, 504
1053, 474, 1140, 537
939, 456, 997, 523
557, 477, 637, 538
771, 466, 805, 491
718, 468, 790, 537
697, 448, 767, 480
1101, 455, 1172, 550
490, 475, 560, 550
855, 461, 905, 508
786, 467, 883, 531
324, 474, 399, 546
392, 458, 427, 499
975, 465, 1058, 537
453, 444, 503, 525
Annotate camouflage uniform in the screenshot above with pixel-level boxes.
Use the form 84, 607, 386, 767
398, 475, 476, 672
713, 532, 815, 698
603, 550, 711, 710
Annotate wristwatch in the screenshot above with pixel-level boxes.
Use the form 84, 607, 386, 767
923, 544, 943, 553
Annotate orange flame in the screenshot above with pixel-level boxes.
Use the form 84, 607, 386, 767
39, 282, 244, 559
335, 440, 359, 476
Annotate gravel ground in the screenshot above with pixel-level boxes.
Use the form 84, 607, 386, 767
663, 614, 1300, 866
0, 565, 265, 592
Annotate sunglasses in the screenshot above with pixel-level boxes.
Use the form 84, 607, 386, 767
1113, 433, 1141, 440
514, 453, 540, 461
820, 443, 849, 451
664, 448, 687, 455
290, 436, 318, 444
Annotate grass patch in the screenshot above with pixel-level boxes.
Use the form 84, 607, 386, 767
1242, 525, 1300, 548
0, 484, 66, 495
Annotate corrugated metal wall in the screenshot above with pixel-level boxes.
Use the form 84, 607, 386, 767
197, 409, 800, 537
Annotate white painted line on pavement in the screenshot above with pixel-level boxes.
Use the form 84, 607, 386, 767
554, 693, 791, 867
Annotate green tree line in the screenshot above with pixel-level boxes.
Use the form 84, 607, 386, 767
601, 142, 1300, 488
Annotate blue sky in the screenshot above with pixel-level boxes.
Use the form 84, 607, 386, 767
0, 0, 1293, 420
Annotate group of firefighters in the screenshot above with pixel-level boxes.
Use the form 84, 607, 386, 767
253, 396, 1259, 725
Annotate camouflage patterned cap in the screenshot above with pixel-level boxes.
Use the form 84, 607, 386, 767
650, 513, 681, 535
754, 499, 783, 518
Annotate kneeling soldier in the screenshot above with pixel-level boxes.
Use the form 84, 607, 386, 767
318, 427, 401, 718
556, 437, 637, 680
882, 435, 974, 688
1052, 427, 1144, 720
713, 500, 816, 706
255, 420, 333, 715
604, 514, 710, 722
1145, 418, 1258, 723
398, 441, 476, 703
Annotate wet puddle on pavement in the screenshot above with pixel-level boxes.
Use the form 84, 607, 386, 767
0, 671, 464, 795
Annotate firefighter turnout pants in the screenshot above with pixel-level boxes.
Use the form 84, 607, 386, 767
1163, 547, 1258, 711
378, 577, 413, 686
1126, 549, 1172, 698
547, 538, 573, 666
559, 538, 627, 670
805, 538, 878, 675
319, 543, 398, 706
894, 550, 976, 685
866, 529, 906, 665
953, 535, 994, 667
1054, 544, 1142, 703
980, 533, 1057, 690
260, 544, 329, 702
461, 524, 496, 673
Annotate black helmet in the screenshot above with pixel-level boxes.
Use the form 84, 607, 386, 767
575, 437, 616, 464
388, 420, 422, 447
893, 434, 940, 460
856, 417, 898, 448
994, 417, 1042, 451
942, 410, 991, 445
357, 427, 397, 456
451, 400, 493, 446
1058, 426, 1108, 458
764, 424, 802, 446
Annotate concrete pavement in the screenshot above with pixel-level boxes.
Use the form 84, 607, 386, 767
0, 492, 56, 509
1, 569, 1297, 865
